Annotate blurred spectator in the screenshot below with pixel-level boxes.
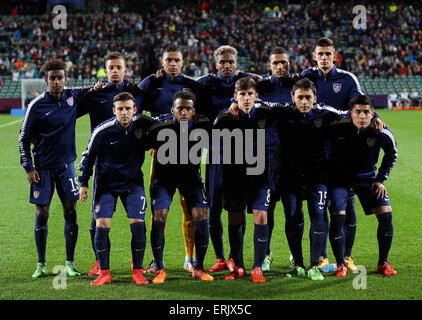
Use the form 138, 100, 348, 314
387, 89, 398, 110
0, 76, 3, 89
399, 88, 410, 107
409, 88, 421, 106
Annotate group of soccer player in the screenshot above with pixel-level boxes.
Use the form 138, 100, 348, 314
18, 36, 398, 287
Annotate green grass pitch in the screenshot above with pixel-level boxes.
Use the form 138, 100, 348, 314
0, 110, 421, 300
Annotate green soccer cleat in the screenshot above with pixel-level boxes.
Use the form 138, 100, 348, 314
308, 265, 324, 281
288, 264, 306, 277
65, 261, 81, 277
288, 254, 295, 267
262, 252, 274, 271
32, 262, 47, 278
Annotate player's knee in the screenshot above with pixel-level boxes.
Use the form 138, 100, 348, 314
96, 218, 111, 228
330, 210, 346, 216
36, 205, 50, 216
228, 211, 243, 225
153, 209, 168, 222
253, 210, 267, 225
191, 208, 207, 221
372, 206, 392, 216
62, 201, 77, 216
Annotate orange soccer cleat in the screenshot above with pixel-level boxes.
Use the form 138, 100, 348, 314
226, 258, 235, 272
152, 269, 166, 284
192, 268, 214, 281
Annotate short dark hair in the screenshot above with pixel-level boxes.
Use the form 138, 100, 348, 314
163, 44, 183, 56
235, 77, 257, 93
104, 51, 126, 64
113, 92, 135, 104
292, 78, 316, 95
269, 46, 289, 58
43, 59, 66, 80
349, 95, 374, 110
172, 90, 196, 105
316, 37, 335, 48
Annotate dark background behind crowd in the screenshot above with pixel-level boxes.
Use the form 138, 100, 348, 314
0, 0, 420, 81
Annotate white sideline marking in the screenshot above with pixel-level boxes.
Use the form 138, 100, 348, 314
0, 118, 23, 129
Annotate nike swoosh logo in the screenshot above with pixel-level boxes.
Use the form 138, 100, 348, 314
45, 111, 52, 116
100, 100, 108, 103
257, 238, 267, 242
110, 141, 118, 145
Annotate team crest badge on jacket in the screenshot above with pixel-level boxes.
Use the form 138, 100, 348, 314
314, 118, 323, 128
134, 129, 143, 139
66, 96, 74, 106
367, 137, 376, 147
333, 83, 342, 93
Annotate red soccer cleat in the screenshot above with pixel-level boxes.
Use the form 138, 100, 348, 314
225, 267, 246, 280
376, 262, 397, 276
209, 258, 227, 272
226, 258, 235, 272
335, 264, 348, 277
251, 267, 266, 283
90, 269, 111, 286
88, 260, 100, 276
133, 269, 149, 285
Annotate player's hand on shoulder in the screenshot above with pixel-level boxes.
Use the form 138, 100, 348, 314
155, 68, 165, 78
228, 102, 239, 118
371, 182, 386, 199
249, 73, 263, 80
371, 118, 388, 131
93, 81, 107, 91
26, 169, 40, 184
291, 73, 304, 82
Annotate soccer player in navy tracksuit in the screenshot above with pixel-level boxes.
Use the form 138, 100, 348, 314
256, 47, 297, 271
78, 92, 154, 286
147, 90, 213, 283
138, 44, 203, 273
269, 78, 352, 281
197, 45, 260, 274
77, 51, 147, 277
327, 95, 398, 277
301, 37, 378, 270
18, 59, 94, 278
214, 77, 272, 283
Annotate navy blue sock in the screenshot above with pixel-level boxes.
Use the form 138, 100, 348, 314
266, 211, 274, 255
130, 222, 146, 269
329, 215, 346, 266
64, 213, 78, 262
150, 221, 166, 270
345, 198, 357, 257
253, 224, 268, 269
208, 210, 225, 259
285, 218, 304, 267
321, 208, 329, 258
376, 212, 394, 264
34, 213, 49, 263
309, 222, 324, 267
95, 227, 110, 270
194, 219, 209, 270
89, 216, 97, 260
228, 223, 244, 268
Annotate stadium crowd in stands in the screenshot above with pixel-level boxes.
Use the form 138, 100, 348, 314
0, 1, 420, 80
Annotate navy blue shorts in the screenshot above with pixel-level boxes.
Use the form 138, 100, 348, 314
29, 163, 79, 205
92, 184, 147, 219
281, 183, 327, 218
223, 174, 270, 213
205, 162, 223, 214
328, 182, 391, 215
150, 173, 208, 212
